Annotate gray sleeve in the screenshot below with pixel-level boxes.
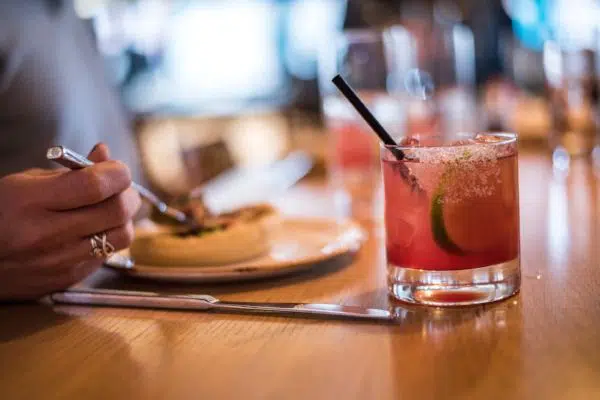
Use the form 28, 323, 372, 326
0, 1, 141, 179
0, 3, 54, 175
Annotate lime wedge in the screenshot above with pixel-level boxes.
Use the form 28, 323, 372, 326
430, 187, 464, 255
430, 158, 518, 254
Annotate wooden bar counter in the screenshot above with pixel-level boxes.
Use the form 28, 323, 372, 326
1, 152, 599, 399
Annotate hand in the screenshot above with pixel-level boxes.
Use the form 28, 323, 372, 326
0, 144, 141, 301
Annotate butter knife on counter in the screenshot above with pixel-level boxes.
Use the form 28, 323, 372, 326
50, 288, 393, 322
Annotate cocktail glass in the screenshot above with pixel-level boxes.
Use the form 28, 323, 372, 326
381, 132, 520, 306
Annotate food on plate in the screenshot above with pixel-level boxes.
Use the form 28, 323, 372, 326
131, 197, 278, 267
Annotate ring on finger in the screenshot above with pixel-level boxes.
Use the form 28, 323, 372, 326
89, 233, 115, 258
89, 237, 104, 258
94, 233, 115, 256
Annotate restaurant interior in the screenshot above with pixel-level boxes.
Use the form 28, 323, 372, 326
76, 0, 599, 193
1, 0, 599, 399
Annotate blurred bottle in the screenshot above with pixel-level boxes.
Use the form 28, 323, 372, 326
544, 40, 598, 159
391, 2, 477, 139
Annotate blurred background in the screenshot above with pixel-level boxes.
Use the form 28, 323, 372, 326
74, 0, 600, 199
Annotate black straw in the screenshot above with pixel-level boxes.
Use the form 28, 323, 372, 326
331, 74, 404, 160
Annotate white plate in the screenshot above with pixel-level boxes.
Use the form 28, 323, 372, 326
104, 218, 366, 283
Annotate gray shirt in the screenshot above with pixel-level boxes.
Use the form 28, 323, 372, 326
0, 0, 140, 179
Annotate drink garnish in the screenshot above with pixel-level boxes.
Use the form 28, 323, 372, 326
430, 169, 465, 255
428, 140, 513, 254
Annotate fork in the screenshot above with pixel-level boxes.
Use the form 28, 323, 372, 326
46, 146, 191, 226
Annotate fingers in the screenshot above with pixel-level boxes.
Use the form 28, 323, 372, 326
54, 187, 142, 240
38, 261, 101, 297
53, 261, 102, 290
66, 222, 135, 265
30, 222, 135, 273
24, 168, 64, 177
39, 160, 133, 210
5, 180, 140, 259
87, 143, 111, 163
0, 221, 132, 300
0, 260, 103, 301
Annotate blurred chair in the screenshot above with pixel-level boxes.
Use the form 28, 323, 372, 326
135, 111, 291, 198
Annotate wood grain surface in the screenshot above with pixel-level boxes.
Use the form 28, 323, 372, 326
1, 151, 599, 400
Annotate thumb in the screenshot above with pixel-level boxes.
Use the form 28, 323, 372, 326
87, 143, 111, 163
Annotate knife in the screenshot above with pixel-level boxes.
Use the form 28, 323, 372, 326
193, 150, 313, 213
50, 288, 393, 322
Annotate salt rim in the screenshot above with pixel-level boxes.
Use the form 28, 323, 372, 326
405, 143, 504, 164
438, 156, 502, 203
387, 134, 517, 164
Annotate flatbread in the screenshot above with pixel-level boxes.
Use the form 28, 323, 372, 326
131, 203, 278, 267
130, 221, 269, 267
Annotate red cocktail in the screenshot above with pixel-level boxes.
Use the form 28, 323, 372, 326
381, 133, 520, 306
323, 93, 401, 219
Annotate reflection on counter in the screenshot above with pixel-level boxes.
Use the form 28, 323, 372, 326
388, 298, 522, 399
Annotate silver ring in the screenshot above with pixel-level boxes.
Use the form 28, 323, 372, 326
89, 233, 115, 258
89, 237, 104, 258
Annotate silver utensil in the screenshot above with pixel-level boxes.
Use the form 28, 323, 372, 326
46, 146, 189, 225
50, 288, 393, 322
191, 150, 313, 213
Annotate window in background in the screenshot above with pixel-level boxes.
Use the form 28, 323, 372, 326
80, 0, 348, 116
126, 0, 286, 114
548, 0, 600, 50
283, 0, 347, 81
164, 1, 284, 110
503, 0, 600, 51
